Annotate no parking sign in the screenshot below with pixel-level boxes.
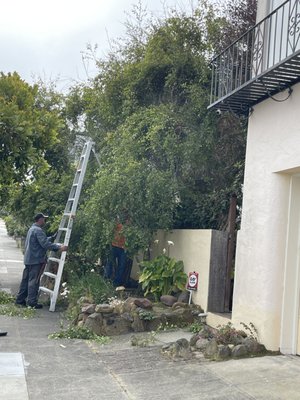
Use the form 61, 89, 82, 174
187, 271, 198, 291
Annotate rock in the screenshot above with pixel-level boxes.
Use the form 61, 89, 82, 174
77, 313, 89, 323
95, 304, 114, 313
204, 339, 218, 359
134, 298, 153, 309
81, 304, 96, 314
231, 344, 249, 358
177, 291, 190, 303
84, 313, 104, 335
216, 345, 231, 360
160, 295, 177, 307
77, 296, 93, 305
121, 312, 134, 322
243, 337, 266, 354
123, 297, 138, 313
103, 316, 132, 336
172, 302, 188, 310
162, 308, 194, 327
190, 334, 200, 347
161, 338, 191, 360
195, 338, 210, 351
146, 316, 165, 332
198, 325, 214, 339
132, 314, 146, 332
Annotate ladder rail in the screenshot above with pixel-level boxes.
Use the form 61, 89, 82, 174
39, 140, 99, 312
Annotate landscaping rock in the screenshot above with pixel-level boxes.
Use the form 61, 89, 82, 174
172, 301, 188, 310
204, 339, 218, 359
216, 345, 231, 360
95, 304, 114, 313
190, 333, 200, 347
231, 344, 249, 358
161, 338, 191, 360
134, 298, 153, 309
77, 313, 89, 324
146, 315, 165, 331
198, 325, 214, 340
195, 338, 210, 351
243, 337, 266, 354
123, 297, 138, 313
84, 313, 104, 336
132, 313, 146, 332
160, 295, 177, 307
77, 296, 93, 305
177, 290, 190, 303
81, 304, 96, 314
104, 316, 132, 336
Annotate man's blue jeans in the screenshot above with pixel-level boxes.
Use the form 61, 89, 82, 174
16, 264, 41, 306
112, 246, 126, 286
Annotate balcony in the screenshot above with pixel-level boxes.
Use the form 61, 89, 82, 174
208, 0, 300, 115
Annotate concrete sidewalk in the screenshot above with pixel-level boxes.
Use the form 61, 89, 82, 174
1, 219, 300, 399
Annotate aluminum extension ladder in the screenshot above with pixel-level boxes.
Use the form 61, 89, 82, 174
39, 140, 99, 311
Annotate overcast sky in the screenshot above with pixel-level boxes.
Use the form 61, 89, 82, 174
0, 0, 188, 91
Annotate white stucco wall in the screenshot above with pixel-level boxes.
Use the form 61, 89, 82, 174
232, 82, 300, 351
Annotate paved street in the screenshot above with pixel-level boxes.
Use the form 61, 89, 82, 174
1, 219, 300, 400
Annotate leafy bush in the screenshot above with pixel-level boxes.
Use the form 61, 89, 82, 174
139, 255, 187, 301
48, 325, 110, 344
4, 216, 27, 237
66, 270, 115, 307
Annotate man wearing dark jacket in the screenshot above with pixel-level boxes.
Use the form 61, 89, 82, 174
15, 213, 67, 309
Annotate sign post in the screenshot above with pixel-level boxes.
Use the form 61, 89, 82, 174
187, 271, 199, 304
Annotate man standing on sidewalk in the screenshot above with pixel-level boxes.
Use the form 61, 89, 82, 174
15, 213, 67, 309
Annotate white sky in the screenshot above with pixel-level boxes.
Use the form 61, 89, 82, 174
0, 0, 187, 91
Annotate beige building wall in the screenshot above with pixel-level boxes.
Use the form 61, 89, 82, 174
232, 81, 300, 352
132, 230, 213, 311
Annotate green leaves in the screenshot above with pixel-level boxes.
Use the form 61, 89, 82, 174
139, 255, 188, 300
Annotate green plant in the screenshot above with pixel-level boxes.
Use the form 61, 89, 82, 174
0, 291, 36, 318
188, 321, 204, 333
139, 255, 187, 301
138, 310, 155, 321
48, 325, 111, 344
0, 304, 36, 319
65, 270, 116, 307
0, 291, 15, 304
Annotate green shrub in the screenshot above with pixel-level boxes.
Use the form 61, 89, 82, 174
139, 255, 187, 301
48, 325, 110, 344
66, 271, 115, 307
4, 215, 27, 237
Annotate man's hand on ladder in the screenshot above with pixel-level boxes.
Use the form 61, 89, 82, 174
60, 245, 68, 252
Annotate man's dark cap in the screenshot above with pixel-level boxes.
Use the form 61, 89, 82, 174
34, 213, 49, 222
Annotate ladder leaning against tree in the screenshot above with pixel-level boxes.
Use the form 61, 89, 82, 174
39, 140, 100, 312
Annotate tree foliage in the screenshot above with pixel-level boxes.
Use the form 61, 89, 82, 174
1, 0, 256, 262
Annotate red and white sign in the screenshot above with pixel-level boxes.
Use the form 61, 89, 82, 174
187, 271, 198, 291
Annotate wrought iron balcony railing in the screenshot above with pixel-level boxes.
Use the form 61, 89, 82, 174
208, 0, 300, 114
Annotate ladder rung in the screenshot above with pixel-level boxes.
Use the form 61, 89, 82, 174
68, 198, 75, 202
48, 257, 61, 263
58, 228, 68, 232
43, 272, 57, 279
72, 184, 78, 187
39, 287, 53, 295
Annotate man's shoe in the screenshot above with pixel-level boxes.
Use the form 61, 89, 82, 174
28, 303, 43, 309
0, 332, 7, 336
15, 301, 27, 307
